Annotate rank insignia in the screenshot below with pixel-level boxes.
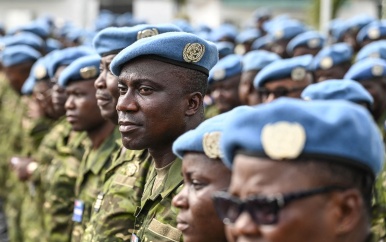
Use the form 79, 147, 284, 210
126, 163, 138, 176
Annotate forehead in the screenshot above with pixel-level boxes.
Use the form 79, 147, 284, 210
120, 57, 179, 78
230, 154, 315, 196
264, 77, 296, 89
101, 54, 116, 64
66, 79, 95, 91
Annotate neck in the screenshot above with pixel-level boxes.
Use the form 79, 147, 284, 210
149, 145, 176, 169
87, 121, 116, 149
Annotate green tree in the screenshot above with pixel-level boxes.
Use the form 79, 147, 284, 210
310, 0, 349, 28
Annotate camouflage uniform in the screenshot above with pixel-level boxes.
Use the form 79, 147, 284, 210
71, 128, 121, 242
82, 142, 152, 242
132, 158, 183, 242
43, 129, 90, 242
204, 104, 220, 120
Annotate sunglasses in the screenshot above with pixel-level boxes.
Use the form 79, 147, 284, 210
258, 86, 306, 99
212, 186, 347, 225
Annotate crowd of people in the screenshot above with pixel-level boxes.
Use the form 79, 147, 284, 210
0, 6, 385, 242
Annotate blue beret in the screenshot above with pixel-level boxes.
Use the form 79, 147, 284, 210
220, 97, 385, 176
46, 38, 63, 53
115, 12, 133, 27
344, 58, 386, 81
3, 32, 44, 51
242, 50, 281, 72
1, 45, 41, 67
253, 54, 313, 88
311, 43, 353, 70
215, 41, 234, 58
209, 54, 242, 84
173, 106, 253, 159
94, 10, 116, 31
236, 29, 261, 44
301, 79, 373, 107
357, 21, 386, 44
58, 54, 101, 87
47, 46, 96, 78
172, 19, 194, 33
18, 20, 50, 39
253, 7, 272, 21
21, 58, 44, 95
334, 15, 375, 41
93, 24, 182, 57
267, 20, 306, 41
110, 32, 219, 76
210, 24, 238, 42
355, 40, 386, 62
251, 35, 273, 50
286, 31, 326, 55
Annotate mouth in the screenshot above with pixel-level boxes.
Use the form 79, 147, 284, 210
176, 217, 190, 232
118, 120, 141, 133
66, 114, 78, 123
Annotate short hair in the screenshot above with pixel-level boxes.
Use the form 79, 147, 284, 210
293, 159, 374, 218
169, 65, 208, 96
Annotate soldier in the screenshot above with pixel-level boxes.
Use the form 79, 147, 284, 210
58, 54, 119, 242
110, 32, 218, 241
311, 43, 353, 82
217, 98, 384, 242
171, 107, 252, 242
355, 40, 386, 62
239, 50, 280, 105
357, 21, 386, 49
253, 54, 313, 103
286, 31, 326, 57
83, 24, 181, 241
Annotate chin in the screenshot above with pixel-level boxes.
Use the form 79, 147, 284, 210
122, 138, 145, 151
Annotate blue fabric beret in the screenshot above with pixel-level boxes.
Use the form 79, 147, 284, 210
357, 21, 386, 44
311, 43, 353, 70
1, 45, 41, 67
253, 7, 272, 21
173, 105, 254, 159
47, 46, 96, 78
93, 24, 182, 57
355, 40, 386, 62
242, 50, 281, 72
58, 54, 101, 87
220, 97, 385, 176
236, 29, 261, 44
3, 32, 44, 51
210, 24, 238, 42
110, 32, 219, 76
301, 79, 373, 107
21, 58, 44, 95
172, 19, 194, 33
251, 35, 273, 50
253, 54, 313, 88
115, 12, 133, 27
267, 19, 306, 41
335, 15, 375, 41
209, 54, 242, 84
46, 38, 63, 53
18, 20, 50, 39
344, 58, 386, 81
215, 41, 234, 58
286, 31, 326, 55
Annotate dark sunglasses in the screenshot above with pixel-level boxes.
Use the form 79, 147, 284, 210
212, 186, 347, 225
258, 86, 306, 99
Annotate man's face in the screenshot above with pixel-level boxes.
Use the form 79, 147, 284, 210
226, 154, 335, 242
211, 75, 241, 113
260, 76, 311, 103
4, 62, 34, 94
116, 58, 189, 150
314, 65, 348, 83
65, 79, 106, 132
239, 70, 261, 106
32, 81, 56, 119
172, 153, 231, 242
292, 46, 321, 57
95, 54, 119, 124
52, 65, 68, 117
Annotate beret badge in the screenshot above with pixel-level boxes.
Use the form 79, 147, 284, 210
183, 43, 205, 63
368, 28, 380, 40
372, 65, 384, 76
320, 57, 333, 70
261, 122, 306, 160
35, 65, 47, 79
213, 68, 226, 81
80, 66, 98, 79
203, 131, 222, 159
137, 28, 159, 40
291, 67, 306, 81
307, 38, 320, 49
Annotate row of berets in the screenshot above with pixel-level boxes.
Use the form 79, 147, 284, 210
0, 7, 385, 242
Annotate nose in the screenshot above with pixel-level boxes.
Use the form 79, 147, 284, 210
172, 185, 189, 209
94, 71, 106, 89
229, 211, 262, 238
264, 93, 275, 103
116, 90, 139, 112
64, 95, 75, 110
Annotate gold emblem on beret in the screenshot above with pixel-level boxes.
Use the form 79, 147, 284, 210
234, 44, 246, 55
203, 131, 222, 159
372, 65, 384, 76
80, 66, 98, 79
320, 57, 333, 70
0, 43, 5, 51
303, 96, 312, 101
137, 28, 159, 40
291, 67, 306, 81
307, 38, 320, 49
183, 43, 205, 63
369, 52, 380, 59
368, 28, 380, 40
35, 65, 47, 80
274, 30, 284, 39
261, 121, 306, 160
126, 163, 138, 176
213, 68, 226, 81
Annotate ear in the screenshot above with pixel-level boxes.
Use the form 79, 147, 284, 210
185, 91, 203, 116
329, 189, 364, 236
